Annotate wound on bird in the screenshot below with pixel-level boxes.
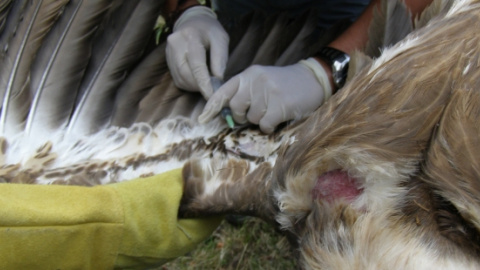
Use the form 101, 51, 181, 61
312, 169, 363, 203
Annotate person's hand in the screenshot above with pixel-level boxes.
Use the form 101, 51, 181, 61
198, 58, 333, 133
166, 6, 229, 98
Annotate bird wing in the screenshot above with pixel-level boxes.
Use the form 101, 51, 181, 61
0, 4, 327, 187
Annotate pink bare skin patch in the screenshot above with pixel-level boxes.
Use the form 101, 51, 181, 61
312, 169, 363, 203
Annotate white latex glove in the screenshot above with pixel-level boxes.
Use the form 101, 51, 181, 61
166, 6, 229, 98
198, 58, 333, 133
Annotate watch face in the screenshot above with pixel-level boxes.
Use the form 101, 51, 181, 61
332, 54, 350, 88
316, 47, 350, 88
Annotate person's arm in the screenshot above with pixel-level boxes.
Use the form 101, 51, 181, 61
163, 0, 200, 18
0, 169, 221, 269
316, 0, 434, 90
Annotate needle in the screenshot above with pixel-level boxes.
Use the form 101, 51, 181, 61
210, 77, 235, 129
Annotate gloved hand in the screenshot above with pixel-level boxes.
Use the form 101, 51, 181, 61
198, 58, 333, 133
166, 6, 229, 98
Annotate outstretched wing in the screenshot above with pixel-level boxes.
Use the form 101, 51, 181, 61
0, 2, 336, 186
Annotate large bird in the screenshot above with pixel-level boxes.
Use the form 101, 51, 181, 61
180, 0, 480, 269
1, 0, 479, 269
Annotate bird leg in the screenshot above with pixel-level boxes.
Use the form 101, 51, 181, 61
179, 157, 278, 223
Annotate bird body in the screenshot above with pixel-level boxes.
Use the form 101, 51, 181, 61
181, 0, 480, 268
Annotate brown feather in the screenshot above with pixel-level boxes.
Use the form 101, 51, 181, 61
423, 86, 480, 232
181, 149, 278, 222
271, 1, 480, 268
277, 4, 479, 184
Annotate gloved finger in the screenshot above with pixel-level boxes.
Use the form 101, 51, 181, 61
198, 95, 227, 124
225, 76, 251, 124
245, 89, 267, 125
173, 61, 198, 91
187, 41, 213, 98
209, 32, 229, 79
198, 77, 239, 124
166, 35, 197, 90
166, 35, 182, 78
258, 105, 288, 134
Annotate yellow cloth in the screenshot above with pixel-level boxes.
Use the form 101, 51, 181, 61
0, 169, 222, 269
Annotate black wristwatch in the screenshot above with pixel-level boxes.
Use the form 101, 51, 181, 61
315, 47, 350, 89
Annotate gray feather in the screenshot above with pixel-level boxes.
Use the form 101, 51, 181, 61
274, 10, 320, 66
223, 12, 271, 80
414, 0, 454, 29
110, 42, 169, 128
67, 0, 162, 135
249, 13, 292, 66
365, 0, 413, 58
0, 0, 28, 116
0, 0, 25, 56
135, 73, 187, 125
0, 0, 12, 35
24, 0, 113, 137
218, 12, 252, 56
0, 0, 69, 136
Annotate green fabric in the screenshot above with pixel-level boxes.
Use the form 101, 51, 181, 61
0, 169, 222, 269
112, 169, 222, 269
